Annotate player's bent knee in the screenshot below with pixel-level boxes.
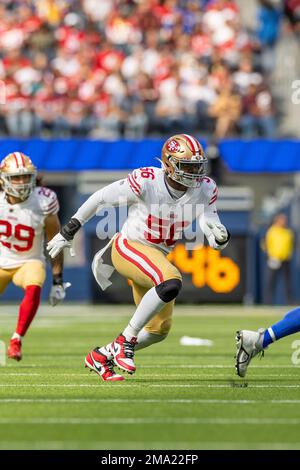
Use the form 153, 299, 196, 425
155, 278, 182, 303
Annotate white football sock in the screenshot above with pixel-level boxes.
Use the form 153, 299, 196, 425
122, 286, 165, 341
12, 333, 22, 341
122, 322, 140, 340
135, 329, 167, 351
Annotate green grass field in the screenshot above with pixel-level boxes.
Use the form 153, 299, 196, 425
1, 304, 300, 450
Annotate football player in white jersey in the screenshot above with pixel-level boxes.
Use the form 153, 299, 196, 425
48, 134, 230, 381
0, 152, 69, 361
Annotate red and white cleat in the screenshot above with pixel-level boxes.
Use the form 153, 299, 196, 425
7, 338, 22, 361
85, 348, 124, 382
111, 334, 137, 374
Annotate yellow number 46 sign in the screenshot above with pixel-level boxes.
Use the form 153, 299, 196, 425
168, 244, 240, 294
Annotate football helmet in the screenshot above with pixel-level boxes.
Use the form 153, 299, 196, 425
0, 152, 37, 200
161, 134, 207, 188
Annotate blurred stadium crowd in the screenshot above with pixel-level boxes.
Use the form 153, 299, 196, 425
0, 0, 298, 139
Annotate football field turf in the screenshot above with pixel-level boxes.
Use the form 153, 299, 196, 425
1, 304, 300, 450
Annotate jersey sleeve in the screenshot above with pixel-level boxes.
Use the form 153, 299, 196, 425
126, 167, 155, 199
37, 187, 60, 216
73, 178, 138, 225
72, 167, 155, 226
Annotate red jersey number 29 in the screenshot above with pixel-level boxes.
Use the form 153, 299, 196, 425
0, 220, 35, 252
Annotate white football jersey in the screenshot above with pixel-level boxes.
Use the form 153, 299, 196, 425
74, 166, 224, 255
122, 167, 219, 253
0, 187, 59, 268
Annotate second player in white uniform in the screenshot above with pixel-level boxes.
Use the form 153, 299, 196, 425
0, 186, 59, 268
48, 134, 230, 381
0, 152, 69, 361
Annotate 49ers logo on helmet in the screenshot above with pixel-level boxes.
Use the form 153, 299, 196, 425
166, 139, 180, 153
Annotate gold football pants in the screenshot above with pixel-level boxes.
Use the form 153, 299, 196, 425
0, 260, 46, 294
111, 235, 181, 335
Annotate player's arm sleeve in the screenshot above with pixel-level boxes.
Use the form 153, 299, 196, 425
60, 171, 146, 241
199, 204, 230, 251
73, 178, 139, 225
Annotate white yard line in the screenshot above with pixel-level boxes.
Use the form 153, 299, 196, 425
0, 373, 41, 376
1, 372, 299, 378
2, 364, 299, 369
139, 366, 300, 372
0, 383, 299, 388
1, 398, 300, 404
0, 417, 300, 425
2, 362, 300, 369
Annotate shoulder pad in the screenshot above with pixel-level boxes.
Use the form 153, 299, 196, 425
36, 187, 60, 215
127, 167, 157, 198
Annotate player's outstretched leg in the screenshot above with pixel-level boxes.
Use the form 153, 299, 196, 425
8, 285, 41, 361
236, 306, 300, 377
109, 279, 182, 374
85, 347, 124, 382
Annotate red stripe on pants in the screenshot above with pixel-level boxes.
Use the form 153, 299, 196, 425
115, 236, 158, 285
123, 239, 164, 284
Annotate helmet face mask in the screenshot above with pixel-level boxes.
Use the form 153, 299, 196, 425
168, 157, 207, 188
161, 134, 208, 188
1, 173, 36, 200
0, 153, 37, 201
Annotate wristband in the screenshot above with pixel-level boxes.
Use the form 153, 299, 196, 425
53, 273, 63, 285
61, 218, 81, 241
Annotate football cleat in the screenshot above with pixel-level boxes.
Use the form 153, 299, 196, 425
7, 338, 22, 361
235, 329, 265, 378
85, 348, 124, 382
111, 334, 137, 374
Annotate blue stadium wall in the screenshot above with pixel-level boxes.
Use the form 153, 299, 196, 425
0, 138, 300, 172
